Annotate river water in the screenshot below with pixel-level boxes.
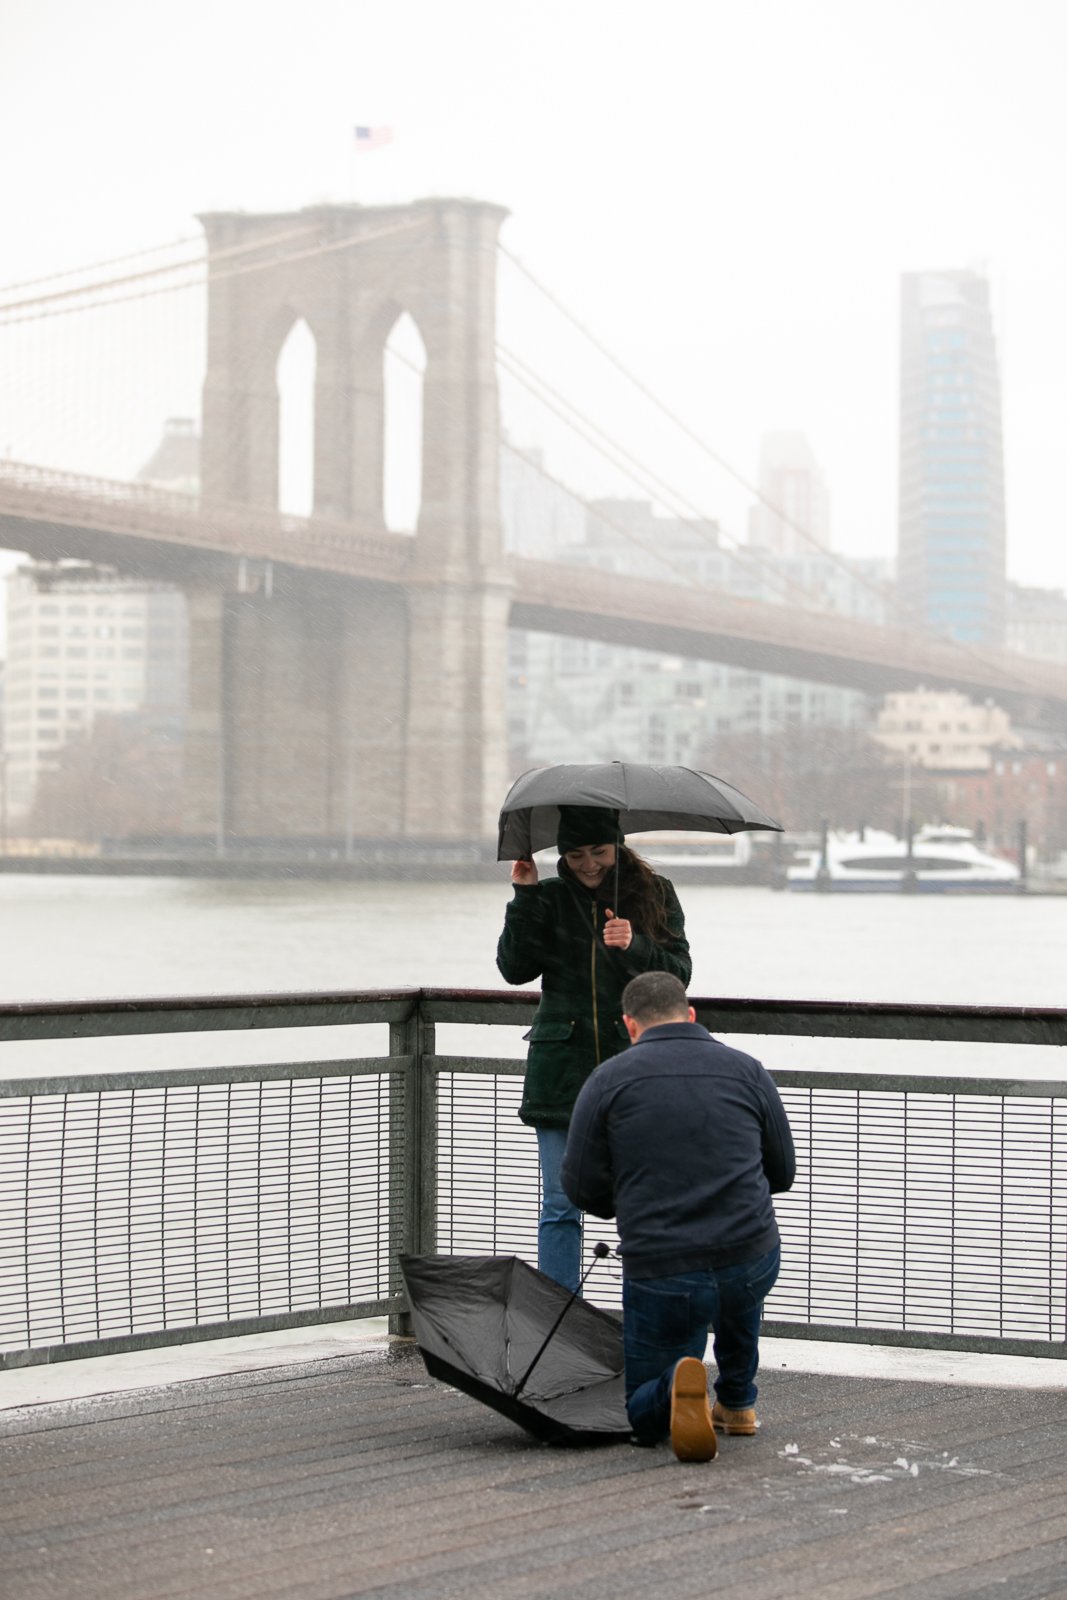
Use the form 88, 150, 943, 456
1, 872, 1064, 1081
2, 872, 1064, 1357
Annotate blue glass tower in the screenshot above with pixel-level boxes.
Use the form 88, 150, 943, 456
898, 271, 1006, 646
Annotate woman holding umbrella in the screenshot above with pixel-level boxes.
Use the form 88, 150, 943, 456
496, 804, 691, 1292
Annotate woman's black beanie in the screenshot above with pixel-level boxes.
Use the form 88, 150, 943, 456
556, 805, 624, 854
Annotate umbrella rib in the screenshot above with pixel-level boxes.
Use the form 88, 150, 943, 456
521, 1371, 624, 1403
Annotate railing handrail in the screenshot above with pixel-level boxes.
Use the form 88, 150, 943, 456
2, 985, 1065, 1046
2, 985, 1064, 1103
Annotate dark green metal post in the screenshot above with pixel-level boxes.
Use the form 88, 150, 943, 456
388, 999, 437, 1336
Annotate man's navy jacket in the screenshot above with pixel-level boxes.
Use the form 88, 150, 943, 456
561, 1020, 796, 1280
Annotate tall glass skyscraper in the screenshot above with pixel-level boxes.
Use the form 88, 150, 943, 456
898, 270, 1006, 646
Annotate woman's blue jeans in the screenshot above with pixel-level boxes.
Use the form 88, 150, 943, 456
535, 1127, 582, 1292
623, 1246, 781, 1444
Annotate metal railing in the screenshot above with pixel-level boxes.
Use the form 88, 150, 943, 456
1, 988, 1065, 1369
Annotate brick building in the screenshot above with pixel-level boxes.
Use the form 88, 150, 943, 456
938, 751, 1067, 858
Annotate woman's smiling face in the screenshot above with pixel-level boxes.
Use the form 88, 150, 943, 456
563, 843, 617, 888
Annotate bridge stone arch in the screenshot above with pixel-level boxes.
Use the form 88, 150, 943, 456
380, 308, 426, 534
190, 199, 514, 844
199, 199, 507, 563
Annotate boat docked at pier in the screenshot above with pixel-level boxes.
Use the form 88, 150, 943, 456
786, 825, 1020, 893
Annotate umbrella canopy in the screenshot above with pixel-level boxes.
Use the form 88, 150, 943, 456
399, 1253, 630, 1445
497, 761, 782, 861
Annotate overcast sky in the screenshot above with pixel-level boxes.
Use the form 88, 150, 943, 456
2, 0, 1065, 598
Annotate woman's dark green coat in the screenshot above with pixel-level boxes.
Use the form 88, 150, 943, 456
496, 865, 692, 1130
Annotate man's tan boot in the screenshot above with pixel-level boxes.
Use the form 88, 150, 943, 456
669, 1358, 717, 1461
711, 1401, 758, 1436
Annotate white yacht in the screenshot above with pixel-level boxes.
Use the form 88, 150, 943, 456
786, 825, 1020, 893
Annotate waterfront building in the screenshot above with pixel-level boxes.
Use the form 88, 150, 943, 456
898, 270, 1007, 647
504, 492, 884, 771
137, 417, 200, 495
2, 562, 188, 823
747, 431, 831, 556
939, 750, 1067, 857
499, 438, 585, 559
1006, 582, 1067, 665
873, 688, 1021, 772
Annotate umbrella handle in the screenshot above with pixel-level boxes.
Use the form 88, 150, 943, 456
512, 1242, 612, 1399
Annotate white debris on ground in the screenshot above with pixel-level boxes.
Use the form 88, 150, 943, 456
775, 1434, 991, 1487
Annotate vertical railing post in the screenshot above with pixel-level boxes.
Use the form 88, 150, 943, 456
387, 994, 437, 1336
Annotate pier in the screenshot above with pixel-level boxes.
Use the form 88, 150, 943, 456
2, 987, 1066, 1596
4, 1328, 1067, 1599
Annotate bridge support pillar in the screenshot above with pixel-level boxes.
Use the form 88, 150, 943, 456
181, 574, 410, 844
182, 588, 228, 845
402, 574, 514, 840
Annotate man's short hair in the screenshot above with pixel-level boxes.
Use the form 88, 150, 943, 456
621, 971, 690, 1025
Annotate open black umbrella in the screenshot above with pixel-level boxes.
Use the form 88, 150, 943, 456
398, 1252, 630, 1446
497, 761, 782, 862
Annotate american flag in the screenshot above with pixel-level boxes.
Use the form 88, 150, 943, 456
354, 125, 394, 151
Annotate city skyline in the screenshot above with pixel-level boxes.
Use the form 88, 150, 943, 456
1, 0, 1065, 602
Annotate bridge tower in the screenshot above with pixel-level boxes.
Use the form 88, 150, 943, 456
187, 198, 513, 845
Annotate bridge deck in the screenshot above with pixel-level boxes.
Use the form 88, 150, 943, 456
3, 1339, 1067, 1600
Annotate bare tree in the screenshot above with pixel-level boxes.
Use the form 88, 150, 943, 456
28, 714, 183, 844
695, 725, 925, 834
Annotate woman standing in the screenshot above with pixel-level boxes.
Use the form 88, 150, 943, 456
496, 804, 692, 1291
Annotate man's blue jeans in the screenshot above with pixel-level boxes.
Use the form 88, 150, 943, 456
535, 1127, 582, 1292
623, 1247, 781, 1444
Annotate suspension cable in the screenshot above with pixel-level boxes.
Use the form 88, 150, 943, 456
0, 234, 205, 298
0, 216, 430, 328
498, 243, 1039, 693
497, 342, 808, 607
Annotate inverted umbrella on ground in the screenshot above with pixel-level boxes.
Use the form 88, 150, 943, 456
497, 761, 782, 863
398, 1251, 630, 1446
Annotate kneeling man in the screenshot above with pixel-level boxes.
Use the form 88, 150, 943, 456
561, 971, 795, 1461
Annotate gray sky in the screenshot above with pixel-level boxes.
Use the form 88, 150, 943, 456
2, 0, 1065, 594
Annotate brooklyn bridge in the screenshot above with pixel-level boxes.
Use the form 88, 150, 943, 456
2, 198, 1064, 844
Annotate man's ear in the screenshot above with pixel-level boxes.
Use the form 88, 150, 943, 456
687, 1006, 696, 1023
623, 1014, 642, 1044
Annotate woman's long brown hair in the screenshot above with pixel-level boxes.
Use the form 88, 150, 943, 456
614, 845, 674, 944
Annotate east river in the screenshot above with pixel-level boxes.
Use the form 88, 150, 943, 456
1, 873, 1063, 1081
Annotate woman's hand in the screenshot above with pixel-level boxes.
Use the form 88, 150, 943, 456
511, 859, 539, 887
602, 910, 632, 951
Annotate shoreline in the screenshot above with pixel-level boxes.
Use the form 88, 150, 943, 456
0, 853, 775, 886
2, 855, 1063, 892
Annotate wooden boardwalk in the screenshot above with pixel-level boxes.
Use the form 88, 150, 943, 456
3, 1339, 1067, 1600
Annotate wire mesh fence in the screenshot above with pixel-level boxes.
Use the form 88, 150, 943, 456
0, 1066, 403, 1359
769, 1085, 1067, 1347
1, 988, 1066, 1366
430, 1066, 1067, 1351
